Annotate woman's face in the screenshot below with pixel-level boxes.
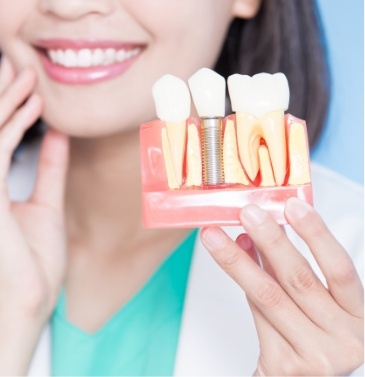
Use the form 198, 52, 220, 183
0, 0, 259, 137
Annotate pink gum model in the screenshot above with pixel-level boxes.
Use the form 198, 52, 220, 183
140, 114, 313, 228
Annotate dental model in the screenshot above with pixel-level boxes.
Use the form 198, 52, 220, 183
140, 69, 312, 228
228, 73, 289, 186
188, 68, 226, 186
152, 74, 191, 187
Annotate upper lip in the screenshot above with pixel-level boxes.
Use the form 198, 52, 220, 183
35, 39, 146, 50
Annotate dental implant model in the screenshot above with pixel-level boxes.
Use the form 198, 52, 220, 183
188, 68, 225, 186
140, 69, 312, 228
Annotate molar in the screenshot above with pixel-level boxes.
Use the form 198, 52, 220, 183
228, 73, 289, 186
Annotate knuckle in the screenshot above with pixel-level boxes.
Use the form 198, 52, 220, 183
330, 259, 358, 286
285, 264, 317, 293
17, 284, 48, 319
311, 354, 334, 376
264, 230, 286, 250
280, 361, 302, 376
254, 280, 282, 308
220, 249, 241, 270
343, 336, 364, 370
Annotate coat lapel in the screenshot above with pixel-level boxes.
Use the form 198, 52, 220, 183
173, 229, 259, 376
28, 325, 51, 376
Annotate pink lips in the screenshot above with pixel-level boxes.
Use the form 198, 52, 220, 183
36, 39, 145, 85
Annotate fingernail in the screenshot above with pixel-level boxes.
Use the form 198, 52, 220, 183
236, 234, 252, 251
202, 228, 226, 249
285, 197, 311, 220
240, 205, 267, 226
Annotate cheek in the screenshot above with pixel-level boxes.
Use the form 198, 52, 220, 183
38, 72, 158, 138
127, 0, 234, 77
0, 1, 33, 46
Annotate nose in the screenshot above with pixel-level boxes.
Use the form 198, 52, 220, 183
39, 0, 114, 20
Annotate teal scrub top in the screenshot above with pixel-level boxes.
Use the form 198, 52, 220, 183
51, 230, 197, 376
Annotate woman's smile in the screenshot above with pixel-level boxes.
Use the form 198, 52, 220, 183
35, 39, 146, 84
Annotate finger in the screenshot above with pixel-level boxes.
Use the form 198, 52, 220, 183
0, 68, 36, 127
285, 197, 364, 318
247, 298, 294, 364
0, 56, 16, 94
201, 227, 318, 350
235, 233, 293, 358
261, 225, 288, 280
0, 94, 42, 203
235, 233, 259, 264
31, 129, 69, 212
236, 230, 285, 282
239, 205, 346, 331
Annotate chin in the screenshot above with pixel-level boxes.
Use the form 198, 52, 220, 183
40, 96, 153, 138
42, 107, 134, 138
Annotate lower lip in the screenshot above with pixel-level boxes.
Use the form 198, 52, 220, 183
38, 51, 141, 85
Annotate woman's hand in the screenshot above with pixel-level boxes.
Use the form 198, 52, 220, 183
201, 198, 364, 376
0, 56, 69, 374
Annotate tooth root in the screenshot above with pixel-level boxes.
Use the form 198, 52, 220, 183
223, 120, 249, 185
260, 110, 287, 186
166, 121, 186, 186
186, 123, 202, 187
288, 122, 311, 185
161, 127, 180, 189
236, 112, 261, 181
259, 146, 276, 187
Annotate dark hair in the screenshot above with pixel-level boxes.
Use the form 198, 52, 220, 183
15, 0, 329, 148
215, 0, 330, 148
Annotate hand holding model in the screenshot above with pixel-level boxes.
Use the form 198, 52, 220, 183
0, 57, 69, 375
201, 202, 364, 376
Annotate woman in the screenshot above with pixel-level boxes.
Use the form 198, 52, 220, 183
0, 0, 363, 375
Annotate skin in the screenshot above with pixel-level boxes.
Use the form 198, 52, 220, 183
0, 0, 363, 375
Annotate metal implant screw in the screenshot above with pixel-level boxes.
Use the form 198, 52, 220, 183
201, 117, 225, 186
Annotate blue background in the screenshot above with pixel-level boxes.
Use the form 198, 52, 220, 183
311, 0, 364, 185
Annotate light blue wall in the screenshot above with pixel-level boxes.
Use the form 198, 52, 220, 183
311, 0, 364, 185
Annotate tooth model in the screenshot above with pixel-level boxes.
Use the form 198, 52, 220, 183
140, 69, 312, 228
152, 74, 191, 187
188, 68, 225, 186
228, 73, 289, 186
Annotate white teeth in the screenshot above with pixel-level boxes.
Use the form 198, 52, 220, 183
92, 49, 104, 66
56, 50, 64, 65
228, 72, 289, 118
153, 74, 191, 186
188, 68, 226, 117
116, 50, 126, 62
228, 73, 289, 186
47, 47, 141, 68
49, 50, 58, 64
64, 49, 77, 67
152, 74, 191, 122
104, 48, 116, 65
78, 49, 92, 67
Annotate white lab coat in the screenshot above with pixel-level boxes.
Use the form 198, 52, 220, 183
7, 141, 364, 376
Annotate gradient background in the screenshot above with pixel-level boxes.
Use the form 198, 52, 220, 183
311, 0, 364, 185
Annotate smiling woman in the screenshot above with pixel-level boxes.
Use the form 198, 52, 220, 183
0, 0, 363, 376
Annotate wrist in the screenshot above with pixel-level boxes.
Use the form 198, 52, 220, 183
0, 306, 47, 375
